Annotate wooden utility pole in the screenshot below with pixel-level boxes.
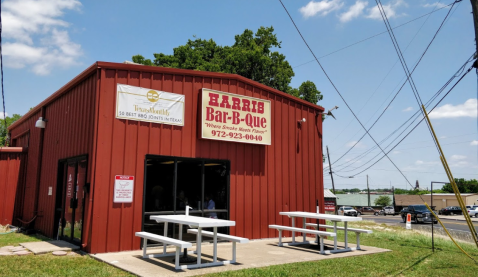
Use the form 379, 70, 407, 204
326, 146, 337, 215
367, 175, 370, 207
326, 146, 336, 195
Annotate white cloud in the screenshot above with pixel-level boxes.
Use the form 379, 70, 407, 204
392, 150, 400, 154
402, 107, 413, 112
0, 112, 8, 119
450, 161, 469, 168
300, 0, 344, 18
2, 0, 82, 75
366, 0, 406, 20
339, 1, 368, 22
422, 2, 448, 9
451, 155, 466, 160
428, 99, 477, 119
471, 140, 478, 146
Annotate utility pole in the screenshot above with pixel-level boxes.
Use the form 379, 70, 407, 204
367, 175, 370, 207
471, 0, 478, 56
392, 186, 395, 208
326, 146, 337, 215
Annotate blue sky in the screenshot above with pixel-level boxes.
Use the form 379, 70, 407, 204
1, 0, 477, 191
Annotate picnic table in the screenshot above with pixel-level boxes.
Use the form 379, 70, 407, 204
278, 211, 363, 253
148, 214, 237, 269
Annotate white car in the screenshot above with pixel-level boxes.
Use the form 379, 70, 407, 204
468, 207, 478, 217
338, 206, 358, 216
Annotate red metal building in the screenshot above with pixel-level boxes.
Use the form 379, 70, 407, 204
6, 62, 325, 254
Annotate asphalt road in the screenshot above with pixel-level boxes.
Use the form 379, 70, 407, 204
362, 215, 478, 239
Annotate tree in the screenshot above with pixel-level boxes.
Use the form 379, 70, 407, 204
442, 178, 478, 193
374, 195, 391, 207
0, 114, 22, 146
132, 26, 323, 105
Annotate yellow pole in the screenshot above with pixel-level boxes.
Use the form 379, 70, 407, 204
422, 104, 478, 248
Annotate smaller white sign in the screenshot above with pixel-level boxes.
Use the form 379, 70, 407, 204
48, 187, 52, 196
114, 175, 134, 203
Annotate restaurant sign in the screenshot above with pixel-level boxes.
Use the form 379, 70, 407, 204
201, 88, 271, 145
324, 201, 336, 212
116, 84, 185, 126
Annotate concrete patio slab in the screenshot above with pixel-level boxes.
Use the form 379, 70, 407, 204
92, 237, 390, 277
20, 240, 80, 255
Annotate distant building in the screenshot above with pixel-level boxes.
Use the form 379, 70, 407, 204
336, 194, 393, 208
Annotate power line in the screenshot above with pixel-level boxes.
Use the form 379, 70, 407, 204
334, 56, 474, 174
331, 2, 465, 173
279, 0, 417, 190
328, 0, 458, 168
292, 2, 455, 69
341, 64, 474, 177
0, 1, 6, 137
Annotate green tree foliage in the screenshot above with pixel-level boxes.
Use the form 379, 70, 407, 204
132, 26, 323, 104
442, 178, 478, 193
374, 195, 392, 207
0, 114, 22, 146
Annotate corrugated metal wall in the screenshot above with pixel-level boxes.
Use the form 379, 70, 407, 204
0, 148, 27, 226
8, 73, 97, 237
90, 65, 324, 253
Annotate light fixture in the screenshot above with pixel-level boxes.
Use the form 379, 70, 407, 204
35, 117, 47, 128
297, 118, 306, 127
326, 106, 339, 120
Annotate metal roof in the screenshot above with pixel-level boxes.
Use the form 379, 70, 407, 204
336, 194, 393, 206
324, 189, 337, 198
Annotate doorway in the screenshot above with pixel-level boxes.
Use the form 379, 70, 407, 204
142, 155, 230, 245
54, 156, 87, 245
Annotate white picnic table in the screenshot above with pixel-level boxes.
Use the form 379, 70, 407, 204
279, 211, 362, 253
150, 214, 235, 269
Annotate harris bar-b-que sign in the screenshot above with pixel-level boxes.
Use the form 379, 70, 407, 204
116, 84, 185, 126
201, 88, 271, 145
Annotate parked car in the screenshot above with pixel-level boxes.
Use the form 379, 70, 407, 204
468, 207, 478, 217
438, 206, 462, 215
400, 204, 437, 224
356, 207, 380, 216
380, 206, 398, 216
338, 206, 358, 216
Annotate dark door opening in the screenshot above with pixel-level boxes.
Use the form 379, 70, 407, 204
54, 156, 87, 245
142, 155, 230, 245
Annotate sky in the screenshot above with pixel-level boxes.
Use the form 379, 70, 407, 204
1, 0, 477, 191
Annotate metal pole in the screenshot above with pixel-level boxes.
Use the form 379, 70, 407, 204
367, 175, 370, 207
326, 146, 337, 214
431, 182, 434, 253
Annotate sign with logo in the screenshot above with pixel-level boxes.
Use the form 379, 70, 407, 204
114, 175, 134, 203
201, 88, 271, 145
324, 201, 335, 211
116, 84, 185, 126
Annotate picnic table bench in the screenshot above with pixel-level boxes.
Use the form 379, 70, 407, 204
305, 223, 372, 250
187, 229, 249, 263
135, 231, 192, 270
269, 224, 336, 254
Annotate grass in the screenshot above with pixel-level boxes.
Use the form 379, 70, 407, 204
0, 232, 133, 277
2, 221, 478, 276
204, 221, 478, 277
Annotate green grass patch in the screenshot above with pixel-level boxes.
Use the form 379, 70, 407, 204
0, 232, 132, 277
205, 220, 478, 277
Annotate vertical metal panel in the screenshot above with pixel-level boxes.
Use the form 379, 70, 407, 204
0, 149, 26, 225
